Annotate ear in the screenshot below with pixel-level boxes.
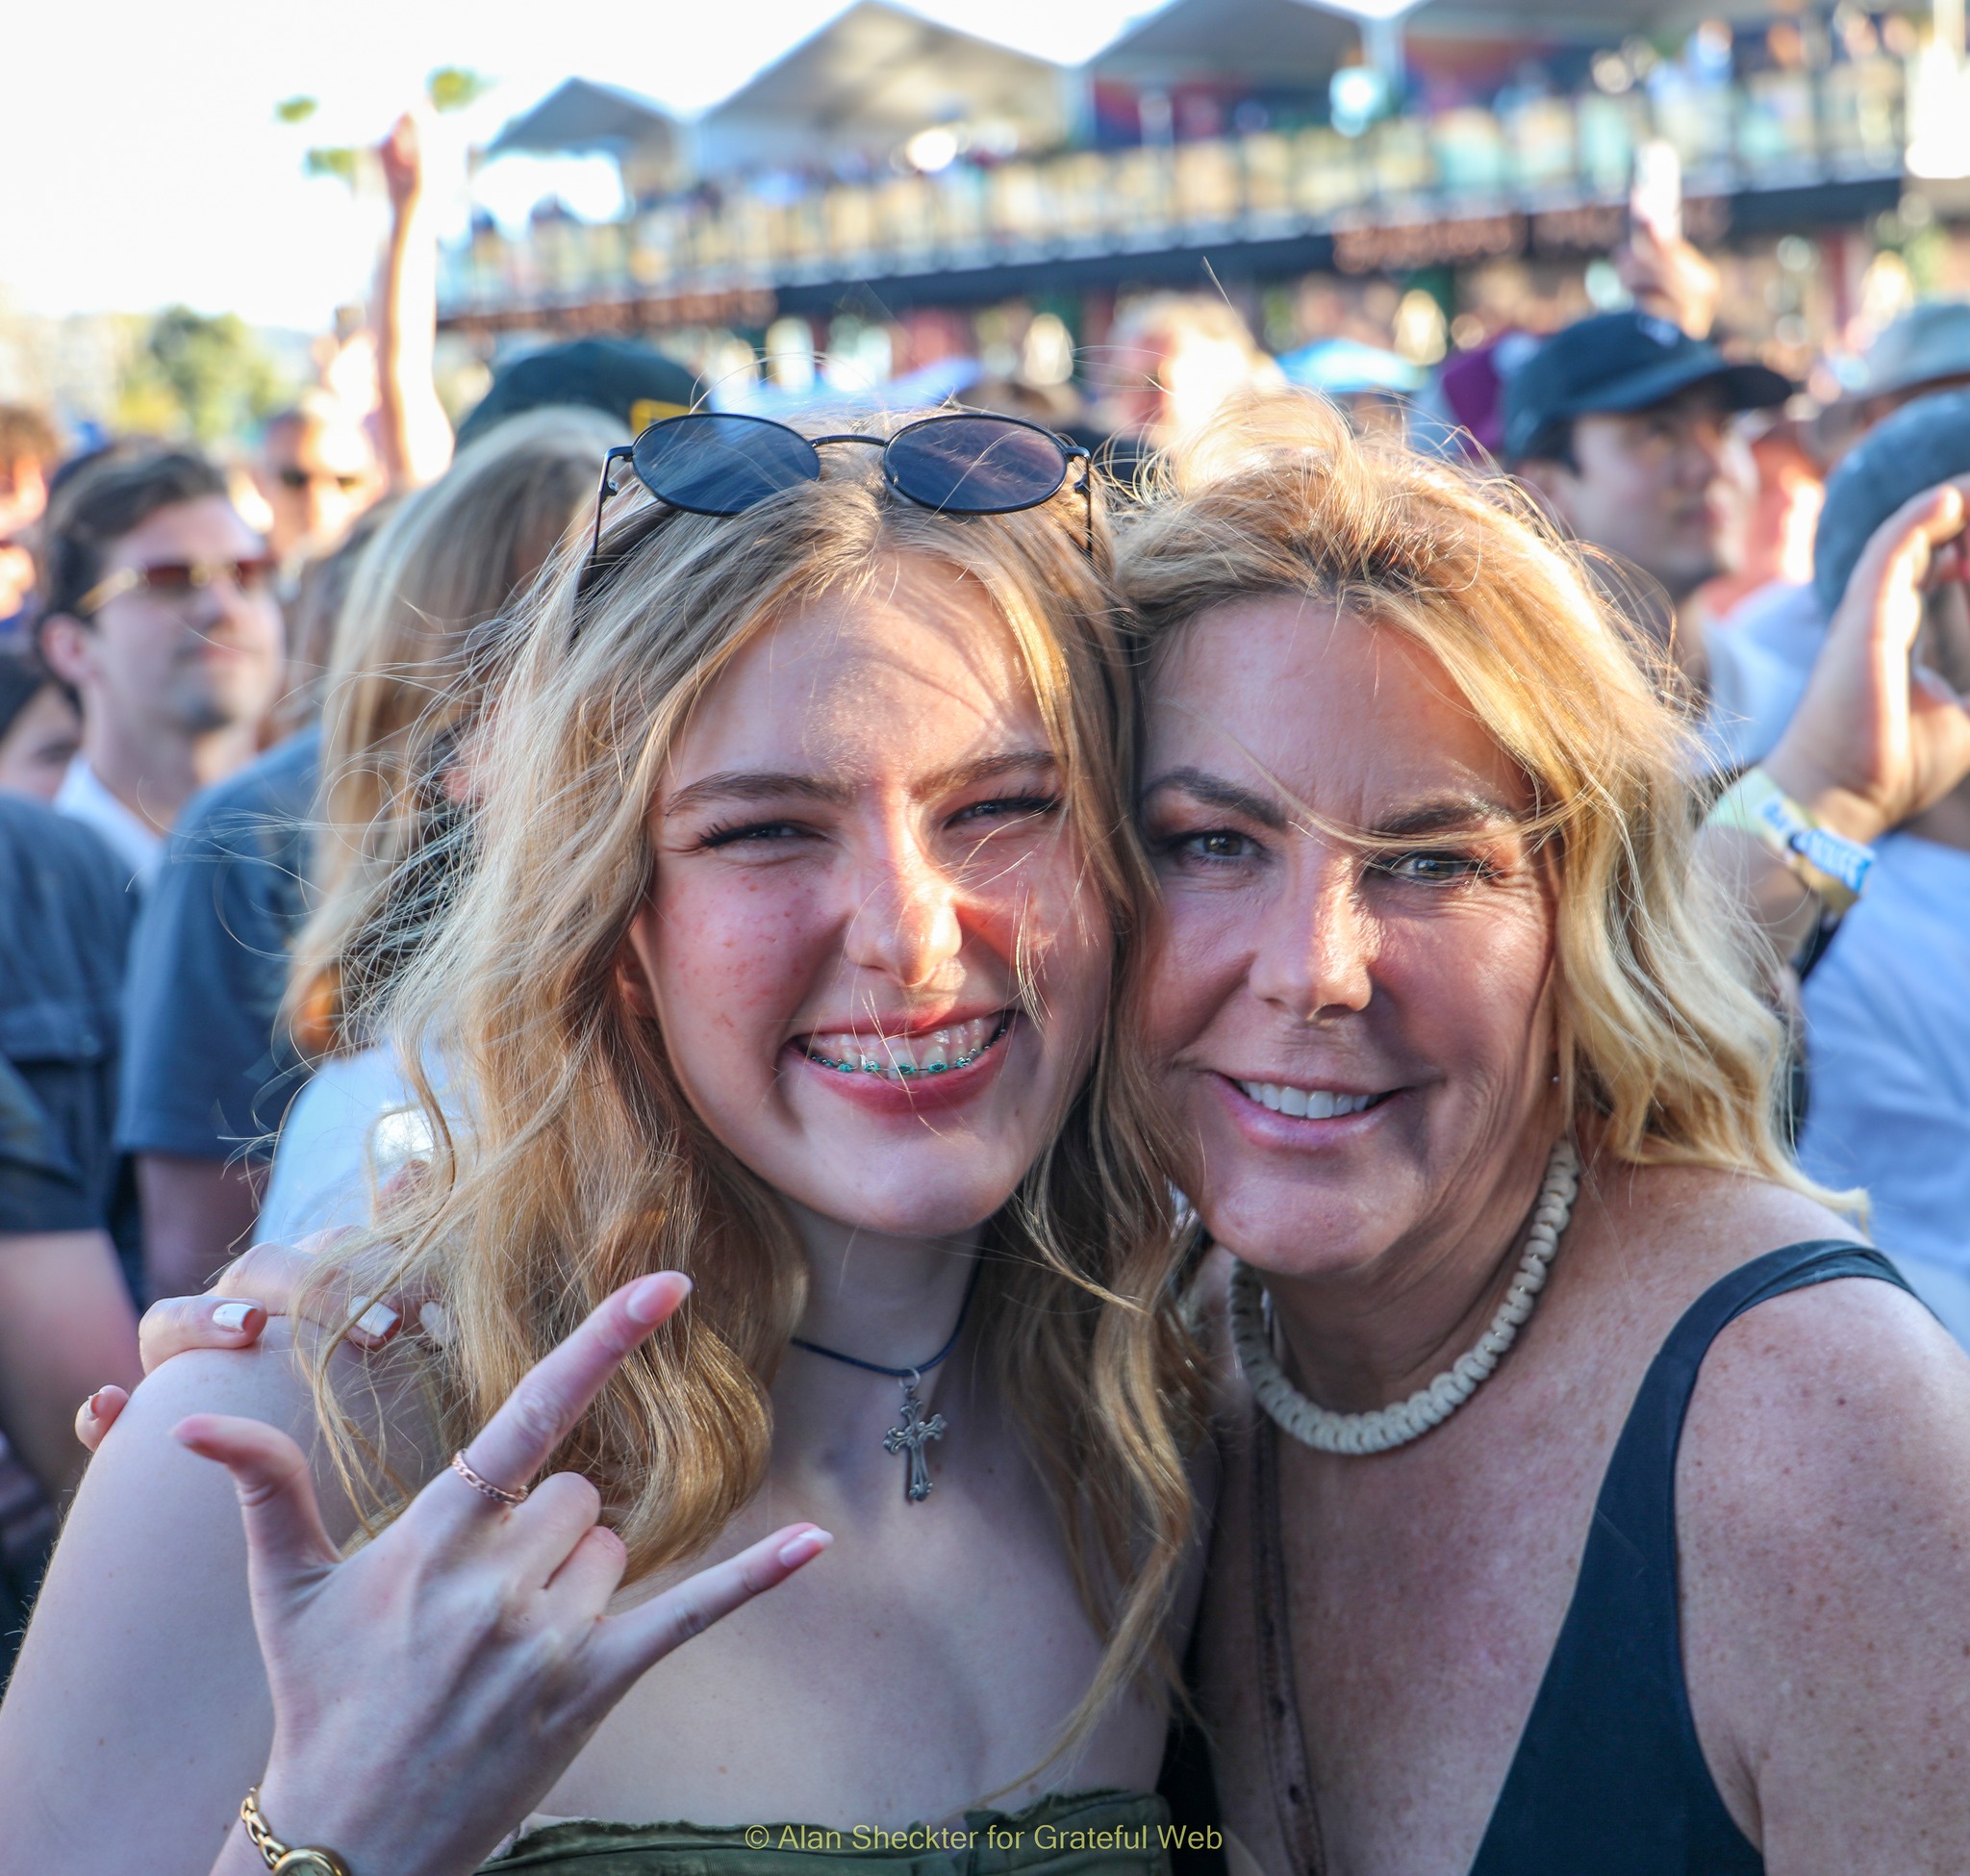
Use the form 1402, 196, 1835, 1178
36, 613, 95, 692
615, 898, 660, 1020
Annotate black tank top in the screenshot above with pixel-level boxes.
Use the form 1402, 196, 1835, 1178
1252, 1240, 1915, 1875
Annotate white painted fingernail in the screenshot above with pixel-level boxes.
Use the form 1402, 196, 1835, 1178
417, 1301, 452, 1344
212, 1302, 254, 1332
350, 1297, 399, 1339
778, 1529, 833, 1567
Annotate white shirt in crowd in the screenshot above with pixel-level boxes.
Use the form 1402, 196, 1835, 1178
52, 755, 164, 893
1795, 833, 1970, 1344
258, 1045, 438, 1246
1705, 579, 1820, 774
1707, 584, 1970, 1345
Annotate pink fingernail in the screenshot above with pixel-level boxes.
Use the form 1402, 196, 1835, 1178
627, 1274, 688, 1324
777, 1528, 832, 1567
211, 1302, 254, 1332
84, 1390, 105, 1417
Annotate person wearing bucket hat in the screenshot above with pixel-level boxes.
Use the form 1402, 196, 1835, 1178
1815, 299, 1970, 458
1504, 311, 1791, 689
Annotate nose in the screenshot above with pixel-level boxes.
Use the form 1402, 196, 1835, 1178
202, 570, 261, 633
1679, 419, 1730, 490
1246, 844, 1375, 1022
843, 824, 965, 991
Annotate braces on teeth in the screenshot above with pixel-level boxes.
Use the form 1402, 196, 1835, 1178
805, 1014, 1011, 1078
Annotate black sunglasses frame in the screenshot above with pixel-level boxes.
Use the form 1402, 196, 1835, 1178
588, 411, 1095, 567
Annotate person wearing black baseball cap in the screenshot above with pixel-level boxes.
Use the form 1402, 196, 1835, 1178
1503, 310, 1791, 688
453, 339, 701, 452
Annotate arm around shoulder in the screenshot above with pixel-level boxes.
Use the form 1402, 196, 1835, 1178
0, 1333, 325, 1874
1680, 1274, 1970, 1875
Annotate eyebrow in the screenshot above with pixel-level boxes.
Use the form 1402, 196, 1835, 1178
1140, 768, 1288, 831
1142, 768, 1526, 839
664, 748, 1058, 818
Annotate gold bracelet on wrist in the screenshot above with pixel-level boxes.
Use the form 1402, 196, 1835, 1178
240, 1787, 355, 1876
1705, 765, 1875, 919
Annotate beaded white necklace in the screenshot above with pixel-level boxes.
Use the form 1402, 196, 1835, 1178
1229, 1137, 1581, 1456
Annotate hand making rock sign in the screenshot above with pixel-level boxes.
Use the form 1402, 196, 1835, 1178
180, 1272, 827, 1876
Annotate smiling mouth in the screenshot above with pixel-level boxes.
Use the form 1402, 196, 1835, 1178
1233, 1077, 1389, 1120
800, 1011, 1013, 1081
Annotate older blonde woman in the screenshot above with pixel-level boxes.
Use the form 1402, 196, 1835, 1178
1120, 394, 1970, 1874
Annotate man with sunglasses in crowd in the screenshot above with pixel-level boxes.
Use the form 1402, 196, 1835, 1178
35, 450, 283, 892
256, 394, 383, 570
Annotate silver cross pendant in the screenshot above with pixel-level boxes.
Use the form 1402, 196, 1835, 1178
881, 1370, 947, 1503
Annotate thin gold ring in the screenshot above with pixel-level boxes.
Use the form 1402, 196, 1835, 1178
450, 1449, 529, 1507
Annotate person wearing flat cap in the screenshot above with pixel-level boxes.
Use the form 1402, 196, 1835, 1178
1503, 310, 1792, 696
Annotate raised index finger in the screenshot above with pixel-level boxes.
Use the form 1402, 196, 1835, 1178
451, 1273, 690, 1503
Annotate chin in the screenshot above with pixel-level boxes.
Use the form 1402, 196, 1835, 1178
1185, 1109, 1427, 1281
798, 1172, 1017, 1242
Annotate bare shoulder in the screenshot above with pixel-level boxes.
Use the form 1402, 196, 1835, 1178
1684, 1260, 1970, 1543
1676, 1257, 1970, 1861
1579, 1156, 1859, 1273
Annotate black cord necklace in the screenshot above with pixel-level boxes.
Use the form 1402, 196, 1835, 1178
790, 1257, 984, 1504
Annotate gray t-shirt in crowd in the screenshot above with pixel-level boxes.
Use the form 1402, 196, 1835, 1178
0, 796, 139, 1684
0, 795, 138, 1249
115, 727, 319, 1167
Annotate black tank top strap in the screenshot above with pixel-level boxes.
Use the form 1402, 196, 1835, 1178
1470, 1241, 1914, 1875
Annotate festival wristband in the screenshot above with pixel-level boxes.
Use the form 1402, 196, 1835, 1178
240, 1787, 355, 1876
1705, 766, 1875, 917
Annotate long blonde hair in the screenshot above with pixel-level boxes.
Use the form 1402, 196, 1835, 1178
304, 420, 1205, 1746
1115, 389, 1829, 1197
289, 406, 623, 1054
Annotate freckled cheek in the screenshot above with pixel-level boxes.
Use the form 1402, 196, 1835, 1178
648, 873, 835, 1069
1379, 910, 1556, 1080
964, 849, 1095, 977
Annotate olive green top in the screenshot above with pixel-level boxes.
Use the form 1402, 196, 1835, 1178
484, 1788, 1174, 1875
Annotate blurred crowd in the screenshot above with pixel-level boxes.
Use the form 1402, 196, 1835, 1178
3, 181, 1969, 1685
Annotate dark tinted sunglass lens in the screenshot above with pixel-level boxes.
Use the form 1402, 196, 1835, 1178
140, 563, 198, 594
887, 417, 1068, 514
633, 414, 820, 517
235, 558, 277, 593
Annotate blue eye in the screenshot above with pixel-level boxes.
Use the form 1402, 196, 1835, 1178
1374, 850, 1486, 884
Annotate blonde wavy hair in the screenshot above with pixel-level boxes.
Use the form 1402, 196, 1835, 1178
1115, 388, 1831, 1197
303, 418, 1205, 1751
288, 406, 624, 1055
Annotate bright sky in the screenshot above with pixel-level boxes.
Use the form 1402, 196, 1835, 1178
2, 0, 1173, 331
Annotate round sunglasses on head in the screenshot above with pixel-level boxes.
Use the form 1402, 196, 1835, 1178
588, 411, 1093, 562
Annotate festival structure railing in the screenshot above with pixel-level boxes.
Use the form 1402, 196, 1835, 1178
438, 55, 1910, 333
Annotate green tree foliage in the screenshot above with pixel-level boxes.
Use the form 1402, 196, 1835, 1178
426, 66, 491, 114
304, 145, 359, 184
114, 306, 294, 444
